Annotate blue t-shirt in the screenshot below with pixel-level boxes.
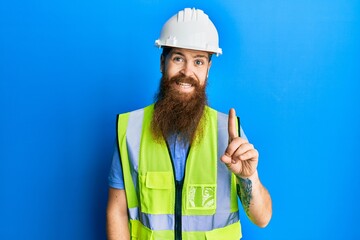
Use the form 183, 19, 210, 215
108, 134, 189, 189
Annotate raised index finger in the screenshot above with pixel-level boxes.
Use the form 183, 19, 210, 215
228, 108, 239, 141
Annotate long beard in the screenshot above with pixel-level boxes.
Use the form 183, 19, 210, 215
151, 73, 208, 144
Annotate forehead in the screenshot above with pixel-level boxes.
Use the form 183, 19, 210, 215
169, 48, 210, 59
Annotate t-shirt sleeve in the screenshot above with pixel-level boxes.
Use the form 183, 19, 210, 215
240, 126, 247, 140
108, 143, 125, 189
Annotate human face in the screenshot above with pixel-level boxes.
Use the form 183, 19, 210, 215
161, 48, 212, 94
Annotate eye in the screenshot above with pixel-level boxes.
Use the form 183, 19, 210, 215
173, 56, 184, 63
195, 59, 205, 66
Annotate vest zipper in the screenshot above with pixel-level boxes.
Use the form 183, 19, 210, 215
175, 180, 184, 240
166, 145, 183, 240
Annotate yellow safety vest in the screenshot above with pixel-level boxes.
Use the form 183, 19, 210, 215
117, 104, 242, 240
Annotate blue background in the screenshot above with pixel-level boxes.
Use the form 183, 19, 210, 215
1, 0, 359, 239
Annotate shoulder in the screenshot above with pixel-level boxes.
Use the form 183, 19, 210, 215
205, 106, 230, 119
117, 104, 155, 117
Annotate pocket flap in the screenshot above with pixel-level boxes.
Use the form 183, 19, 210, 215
205, 221, 241, 240
146, 172, 172, 189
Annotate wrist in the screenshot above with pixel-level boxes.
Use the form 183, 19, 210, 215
236, 170, 259, 182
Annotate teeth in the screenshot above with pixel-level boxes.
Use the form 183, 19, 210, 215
178, 82, 192, 87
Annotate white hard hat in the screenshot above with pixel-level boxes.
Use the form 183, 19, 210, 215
155, 8, 222, 56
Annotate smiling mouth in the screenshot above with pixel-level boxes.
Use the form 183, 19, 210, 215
177, 82, 193, 88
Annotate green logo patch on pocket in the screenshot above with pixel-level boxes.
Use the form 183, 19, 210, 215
187, 185, 216, 210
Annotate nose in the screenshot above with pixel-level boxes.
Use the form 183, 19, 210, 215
180, 62, 194, 77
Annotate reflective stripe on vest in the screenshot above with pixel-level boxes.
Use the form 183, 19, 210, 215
117, 105, 243, 239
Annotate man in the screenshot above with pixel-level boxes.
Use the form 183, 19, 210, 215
107, 8, 272, 240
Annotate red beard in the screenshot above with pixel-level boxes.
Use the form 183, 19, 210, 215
151, 73, 208, 144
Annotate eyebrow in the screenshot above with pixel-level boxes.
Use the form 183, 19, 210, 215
171, 51, 209, 60
194, 54, 209, 60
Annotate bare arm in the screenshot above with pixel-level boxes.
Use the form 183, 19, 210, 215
237, 170, 272, 227
106, 188, 130, 240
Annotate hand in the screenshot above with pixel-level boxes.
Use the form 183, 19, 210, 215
220, 108, 259, 178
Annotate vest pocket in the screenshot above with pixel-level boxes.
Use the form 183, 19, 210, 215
139, 171, 174, 214
130, 219, 153, 239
